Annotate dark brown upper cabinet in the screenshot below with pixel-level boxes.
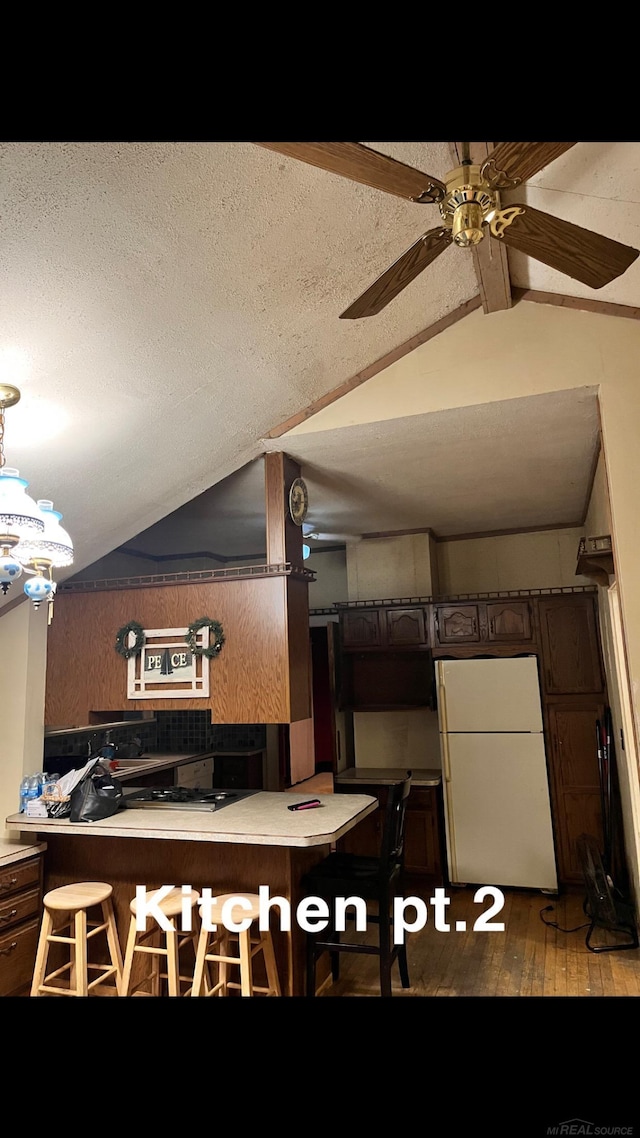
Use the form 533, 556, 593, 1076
341, 606, 428, 650
486, 600, 532, 642
434, 604, 480, 645
538, 595, 604, 694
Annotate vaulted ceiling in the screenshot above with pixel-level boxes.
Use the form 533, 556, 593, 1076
0, 140, 638, 592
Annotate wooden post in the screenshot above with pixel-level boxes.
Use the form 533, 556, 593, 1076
264, 452, 304, 566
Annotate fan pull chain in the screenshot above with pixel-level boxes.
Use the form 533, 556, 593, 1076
0, 407, 5, 469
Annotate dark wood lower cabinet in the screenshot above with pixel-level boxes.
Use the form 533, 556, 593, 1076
545, 700, 606, 884
336, 782, 443, 885
0, 852, 44, 996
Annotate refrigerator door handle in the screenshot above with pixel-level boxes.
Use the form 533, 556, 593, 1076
438, 671, 458, 880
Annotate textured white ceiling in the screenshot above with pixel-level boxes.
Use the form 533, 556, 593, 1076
0, 140, 636, 589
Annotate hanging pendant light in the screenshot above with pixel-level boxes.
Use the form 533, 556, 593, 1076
0, 384, 73, 618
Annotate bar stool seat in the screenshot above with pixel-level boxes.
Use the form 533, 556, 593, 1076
191, 892, 281, 997
31, 881, 123, 997
121, 887, 201, 997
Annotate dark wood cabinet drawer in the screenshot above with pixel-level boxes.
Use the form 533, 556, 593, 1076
406, 788, 437, 812
486, 601, 532, 641
435, 604, 481, 644
385, 608, 427, 646
0, 856, 42, 898
0, 916, 40, 997
341, 610, 383, 648
0, 887, 41, 932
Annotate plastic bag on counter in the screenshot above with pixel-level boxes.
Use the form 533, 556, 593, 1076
69, 762, 126, 823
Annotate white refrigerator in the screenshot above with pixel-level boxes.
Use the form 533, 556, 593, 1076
436, 656, 558, 892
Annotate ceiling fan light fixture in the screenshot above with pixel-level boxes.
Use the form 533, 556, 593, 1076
452, 200, 485, 247
0, 384, 72, 615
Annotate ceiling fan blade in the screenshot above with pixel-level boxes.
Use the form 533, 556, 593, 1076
256, 142, 446, 203
340, 227, 453, 320
492, 203, 639, 289
309, 531, 362, 543
484, 142, 576, 186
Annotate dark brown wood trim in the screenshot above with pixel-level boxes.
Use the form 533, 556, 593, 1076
449, 142, 512, 316
265, 296, 483, 438
360, 527, 435, 540
0, 592, 28, 620
580, 433, 603, 528
58, 562, 316, 594
513, 288, 640, 321
433, 521, 584, 542
119, 546, 266, 565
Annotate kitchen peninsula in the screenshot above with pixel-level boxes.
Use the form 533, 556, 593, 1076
6, 790, 377, 996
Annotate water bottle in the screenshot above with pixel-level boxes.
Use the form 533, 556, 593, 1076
25, 775, 40, 809
19, 776, 30, 813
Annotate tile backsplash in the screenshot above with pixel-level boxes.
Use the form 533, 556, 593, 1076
44, 712, 266, 763
155, 712, 266, 753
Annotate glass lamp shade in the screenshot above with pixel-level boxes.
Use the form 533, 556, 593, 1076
302, 544, 310, 560
0, 468, 46, 539
16, 500, 74, 568
23, 572, 55, 608
0, 552, 23, 593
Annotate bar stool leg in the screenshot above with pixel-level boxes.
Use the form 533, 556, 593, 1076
121, 916, 138, 997
238, 929, 253, 996
261, 930, 281, 997
30, 908, 53, 997
75, 908, 88, 997
219, 931, 230, 996
166, 925, 179, 997
103, 898, 124, 995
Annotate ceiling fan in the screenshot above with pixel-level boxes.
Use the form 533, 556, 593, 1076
256, 142, 640, 319
303, 523, 362, 544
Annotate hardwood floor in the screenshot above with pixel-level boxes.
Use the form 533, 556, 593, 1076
316, 884, 640, 997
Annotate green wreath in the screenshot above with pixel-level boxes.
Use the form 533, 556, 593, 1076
115, 620, 146, 659
186, 617, 225, 658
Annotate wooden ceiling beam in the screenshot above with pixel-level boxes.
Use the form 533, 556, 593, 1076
449, 142, 512, 314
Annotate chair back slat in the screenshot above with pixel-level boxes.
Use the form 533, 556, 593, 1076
379, 772, 412, 870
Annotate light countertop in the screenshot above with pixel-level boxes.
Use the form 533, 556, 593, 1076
0, 838, 47, 866
55, 750, 264, 783
5, 791, 377, 848
335, 767, 442, 787
110, 751, 216, 781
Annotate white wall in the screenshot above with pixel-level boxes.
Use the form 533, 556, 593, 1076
307, 548, 348, 609
347, 532, 436, 601
0, 602, 48, 842
353, 708, 441, 770
437, 526, 591, 595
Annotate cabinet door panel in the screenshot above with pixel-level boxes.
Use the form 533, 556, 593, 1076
0, 916, 40, 997
486, 601, 532, 642
405, 807, 440, 876
547, 702, 606, 883
539, 597, 603, 694
436, 605, 480, 645
386, 608, 426, 646
341, 610, 383, 648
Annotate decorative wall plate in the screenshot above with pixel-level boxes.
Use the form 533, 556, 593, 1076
288, 477, 308, 526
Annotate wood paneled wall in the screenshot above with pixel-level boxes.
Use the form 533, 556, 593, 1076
45, 575, 311, 727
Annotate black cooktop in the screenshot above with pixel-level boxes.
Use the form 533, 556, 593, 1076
123, 786, 257, 811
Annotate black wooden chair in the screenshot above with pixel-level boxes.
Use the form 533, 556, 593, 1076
301, 773, 412, 997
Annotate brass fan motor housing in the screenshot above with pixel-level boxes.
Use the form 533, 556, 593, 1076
439, 164, 499, 248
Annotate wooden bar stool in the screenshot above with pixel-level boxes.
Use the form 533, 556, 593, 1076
120, 887, 201, 997
31, 881, 123, 997
191, 893, 281, 997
